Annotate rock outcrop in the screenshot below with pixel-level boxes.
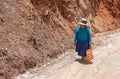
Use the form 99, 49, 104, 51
0, 0, 120, 78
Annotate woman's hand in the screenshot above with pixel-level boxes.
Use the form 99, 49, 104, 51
74, 40, 78, 45
89, 44, 92, 49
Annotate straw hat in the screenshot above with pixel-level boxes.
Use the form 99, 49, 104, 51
79, 18, 87, 25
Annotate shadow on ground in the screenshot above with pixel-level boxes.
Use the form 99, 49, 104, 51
75, 59, 93, 65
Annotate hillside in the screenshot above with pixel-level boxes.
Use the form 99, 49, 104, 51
0, 0, 120, 78
14, 29, 120, 79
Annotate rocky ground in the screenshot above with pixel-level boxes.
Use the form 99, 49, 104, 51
14, 29, 120, 79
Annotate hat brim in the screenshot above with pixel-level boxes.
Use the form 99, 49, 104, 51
79, 22, 86, 25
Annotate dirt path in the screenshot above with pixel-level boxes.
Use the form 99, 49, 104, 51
14, 30, 120, 79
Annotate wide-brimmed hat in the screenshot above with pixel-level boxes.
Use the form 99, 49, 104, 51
79, 18, 87, 25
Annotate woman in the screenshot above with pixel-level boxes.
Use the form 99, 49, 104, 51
74, 18, 92, 61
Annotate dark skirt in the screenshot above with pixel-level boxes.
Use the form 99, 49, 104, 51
76, 40, 89, 57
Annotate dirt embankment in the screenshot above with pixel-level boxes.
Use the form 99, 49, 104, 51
0, 0, 120, 78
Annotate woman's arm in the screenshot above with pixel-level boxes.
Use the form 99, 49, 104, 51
74, 27, 79, 45
86, 28, 92, 49
86, 27, 92, 44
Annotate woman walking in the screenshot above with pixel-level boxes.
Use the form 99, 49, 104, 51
74, 18, 92, 62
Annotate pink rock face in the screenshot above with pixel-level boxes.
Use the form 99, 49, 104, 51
0, 0, 120, 78
31, 0, 120, 33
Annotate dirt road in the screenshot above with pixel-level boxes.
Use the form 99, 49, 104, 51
14, 30, 120, 79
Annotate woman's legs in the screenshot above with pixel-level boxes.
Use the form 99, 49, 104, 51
81, 56, 85, 61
